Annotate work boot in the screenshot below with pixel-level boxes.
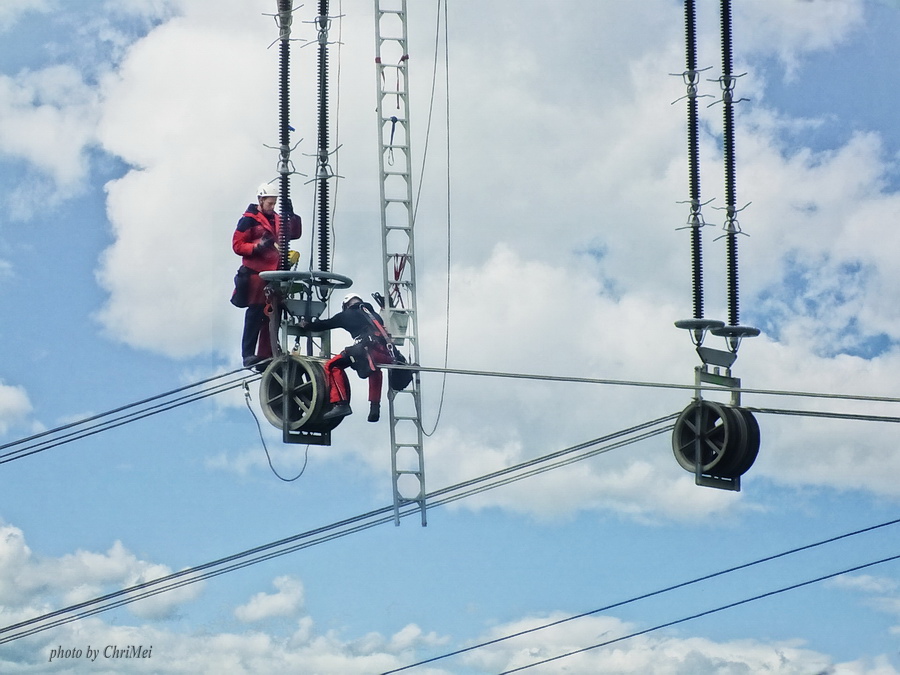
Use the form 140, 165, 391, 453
323, 403, 352, 421
243, 355, 263, 368
367, 402, 380, 423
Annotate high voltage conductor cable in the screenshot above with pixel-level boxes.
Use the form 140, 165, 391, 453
426, 415, 676, 505
384, 515, 900, 673
749, 407, 900, 424
3, 362, 898, 468
0, 416, 675, 643
0, 369, 256, 464
498, 551, 900, 674
388, 363, 900, 405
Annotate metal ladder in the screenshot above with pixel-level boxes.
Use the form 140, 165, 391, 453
374, 0, 426, 526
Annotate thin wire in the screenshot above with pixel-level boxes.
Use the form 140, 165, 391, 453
421, 0, 452, 437
499, 552, 900, 674
243, 382, 309, 481
383, 516, 900, 673
0, 415, 674, 644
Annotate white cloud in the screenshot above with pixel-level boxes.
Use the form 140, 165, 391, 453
831, 574, 900, 595
0, 0, 49, 32
234, 575, 304, 623
92, 9, 282, 359
0, 522, 202, 621
458, 613, 847, 675
0, 381, 32, 436
4, 0, 900, 521
735, 0, 865, 77
1, 513, 897, 674
0, 66, 100, 213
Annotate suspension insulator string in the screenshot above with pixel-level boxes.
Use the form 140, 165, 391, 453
316, 0, 332, 292
276, 0, 294, 272
684, 0, 704, 321
719, 0, 740, 327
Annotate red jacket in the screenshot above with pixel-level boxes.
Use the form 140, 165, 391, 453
232, 204, 302, 305
232, 204, 302, 273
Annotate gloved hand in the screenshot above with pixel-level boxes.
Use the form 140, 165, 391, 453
254, 234, 275, 253
287, 250, 300, 266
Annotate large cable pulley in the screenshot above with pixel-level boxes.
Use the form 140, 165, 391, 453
258, 354, 342, 440
672, 400, 759, 479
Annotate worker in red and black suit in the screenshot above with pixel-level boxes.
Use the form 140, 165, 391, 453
300, 293, 394, 423
231, 182, 302, 369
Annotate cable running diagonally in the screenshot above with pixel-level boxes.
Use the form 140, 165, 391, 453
0, 415, 675, 644
0, 368, 257, 465
383, 515, 900, 673
498, 552, 900, 674
3, 362, 899, 468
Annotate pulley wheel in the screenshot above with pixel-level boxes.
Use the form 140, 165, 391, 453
720, 407, 760, 478
672, 400, 743, 474
259, 354, 327, 431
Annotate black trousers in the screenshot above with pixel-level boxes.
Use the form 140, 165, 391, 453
241, 304, 269, 359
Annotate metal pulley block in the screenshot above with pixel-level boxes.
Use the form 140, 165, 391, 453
258, 354, 343, 445
672, 400, 760, 484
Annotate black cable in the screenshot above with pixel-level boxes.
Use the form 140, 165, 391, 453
4, 361, 898, 468
0, 367, 249, 453
0, 369, 257, 465
384, 516, 900, 673
500, 552, 900, 674
750, 407, 900, 424
0, 415, 675, 643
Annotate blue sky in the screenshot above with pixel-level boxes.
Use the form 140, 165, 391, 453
3, 0, 900, 673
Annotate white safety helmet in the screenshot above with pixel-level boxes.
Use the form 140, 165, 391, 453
257, 182, 280, 199
342, 293, 363, 309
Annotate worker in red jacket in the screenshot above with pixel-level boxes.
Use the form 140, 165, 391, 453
231, 182, 302, 369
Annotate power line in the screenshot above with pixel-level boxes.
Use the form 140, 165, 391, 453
749, 407, 900, 424
384, 516, 900, 673
0, 414, 674, 644
394, 363, 900, 405
498, 552, 900, 674
3, 360, 897, 468
0, 368, 257, 464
